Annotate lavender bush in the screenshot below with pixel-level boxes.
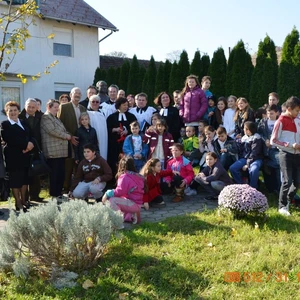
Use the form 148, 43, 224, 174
218, 184, 269, 216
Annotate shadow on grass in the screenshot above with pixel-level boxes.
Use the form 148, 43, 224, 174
264, 213, 300, 233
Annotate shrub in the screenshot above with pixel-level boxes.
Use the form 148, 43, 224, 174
218, 184, 269, 217
0, 200, 123, 279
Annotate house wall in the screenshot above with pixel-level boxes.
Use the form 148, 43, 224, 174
0, 9, 99, 120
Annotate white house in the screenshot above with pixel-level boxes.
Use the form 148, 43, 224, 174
0, 0, 117, 119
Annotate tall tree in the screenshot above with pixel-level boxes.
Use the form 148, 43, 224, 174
201, 54, 210, 79
118, 59, 130, 90
209, 47, 227, 98
155, 63, 165, 96
190, 50, 202, 79
127, 55, 140, 95
226, 40, 253, 99
93, 67, 101, 86
106, 67, 116, 87
249, 35, 278, 108
169, 61, 182, 93
278, 27, 299, 101
163, 59, 172, 93
142, 56, 157, 105
177, 50, 190, 87
138, 65, 146, 93
114, 67, 120, 88
293, 41, 300, 97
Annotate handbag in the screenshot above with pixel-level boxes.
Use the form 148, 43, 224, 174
29, 140, 51, 177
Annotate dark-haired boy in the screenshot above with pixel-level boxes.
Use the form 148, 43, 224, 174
69, 144, 113, 202
271, 96, 300, 216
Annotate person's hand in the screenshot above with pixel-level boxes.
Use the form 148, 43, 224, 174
197, 172, 205, 178
120, 128, 128, 136
265, 139, 271, 148
242, 165, 248, 171
75, 160, 79, 164
92, 177, 101, 185
23, 142, 34, 153
71, 136, 79, 146
68, 191, 73, 198
292, 143, 300, 150
173, 171, 180, 176
220, 148, 227, 153
179, 180, 186, 188
167, 182, 171, 188
235, 134, 241, 139
147, 125, 156, 132
102, 193, 108, 204
144, 202, 149, 210
113, 127, 121, 133
208, 111, 214, 117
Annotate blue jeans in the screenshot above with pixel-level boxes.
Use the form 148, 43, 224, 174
229, 158, 262, 189
195, 176, 225, 196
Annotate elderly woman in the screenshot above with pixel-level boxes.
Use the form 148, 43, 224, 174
41, 99, 72, 200
106, 97, 137, 175
1, 101, 34, 212
154, 91, 182, 142
58, 94, 71, 105
87, 94, 108, 160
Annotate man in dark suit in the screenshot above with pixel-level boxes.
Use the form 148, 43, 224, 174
19, 98, 43, 202
58, 87, 86, 192
79, 85, 98, 108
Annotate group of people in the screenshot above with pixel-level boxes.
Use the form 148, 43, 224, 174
0, 74, 299, 222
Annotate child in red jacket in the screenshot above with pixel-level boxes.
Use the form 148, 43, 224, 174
140, 158, 173, 209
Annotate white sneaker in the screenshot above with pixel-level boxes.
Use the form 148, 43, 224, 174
184, 187, 191, 195
186, 189, 197, 196
279, 207, 291, 216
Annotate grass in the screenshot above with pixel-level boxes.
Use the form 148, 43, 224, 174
1, 191, 300, 299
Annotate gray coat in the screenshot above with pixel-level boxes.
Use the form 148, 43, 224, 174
41, 112, 69, 159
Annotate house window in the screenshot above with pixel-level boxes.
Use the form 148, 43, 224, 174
54, 83, 74, 100
53, 28, 73, 57
0, 84, 22, 115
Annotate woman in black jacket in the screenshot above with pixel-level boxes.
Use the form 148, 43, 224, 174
1, 101, 34, 212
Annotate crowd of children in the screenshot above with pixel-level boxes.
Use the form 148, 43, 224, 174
57, 75, 300, 225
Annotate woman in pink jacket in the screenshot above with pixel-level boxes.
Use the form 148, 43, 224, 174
180, 74, 208, 129
102, 156, 145, 224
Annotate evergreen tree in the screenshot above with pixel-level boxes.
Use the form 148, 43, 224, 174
163, 59, 172, 93
209, 47, 227, 98
278, 27, 299, 101
190, 50, 202, 79
118, 59, 130, 91
155, 63, 165, 96
93, 67, 101, 86
226, 40, 253, 99
169, 61, 181, 93
114, 67, 120, 88
250, 35, 278, 108
293, 41, 300, 97
138, 65, 146, 93
226, 46, 236, 96
106, 67, 116, 87
142, 56, 157, 105
177, 50, 190, 87
127, 55, 140, 95
201, 54, 210, 79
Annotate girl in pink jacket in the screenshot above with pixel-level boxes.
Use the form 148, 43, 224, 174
102, 156, 145, 224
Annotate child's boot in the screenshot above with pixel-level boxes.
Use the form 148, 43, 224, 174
172, 187, 184, 203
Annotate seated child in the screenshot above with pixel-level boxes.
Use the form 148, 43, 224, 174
140, 158, 174, 209
183, 126, 199, 158
186, 152, 233, 199
69, 144, 113, 202
74, 112, 99, 163
213, 126, 238, 170
198, 125, 217, 168
162, 143, 194, 202
203, 95, 216, 125
102, 156, 144, 225
229, 121, 264, 189
178, 126, 187, 144
144, 118, 174, 168
123, 121, 148, 172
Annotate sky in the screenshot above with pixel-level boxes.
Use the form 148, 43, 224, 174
84, 0, 300, 62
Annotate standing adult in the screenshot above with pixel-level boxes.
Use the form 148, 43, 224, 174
107, 98, 137, 175
101, 84, 118, 117
1, 101, 34, 212
41, 99, 73, 200
19, 98, 43, 202
87, 95, 108, 161
79, 85, 98, 108
154, 91, 181, 142
129, 92, 157, 133
180, 75, 208, 129
96, 80, 109, 103
57, 87, 86, 192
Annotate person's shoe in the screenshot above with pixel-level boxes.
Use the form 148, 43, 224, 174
31, 197, 44, 202
150, 201, 166, 208
95, 198, 102, 203
0, 211, 4, 216
205, 196, 219, 201
132, 211, 141, 224
184, 187, 191, 195
172, 195, 183, 203
185, 189, 197, 196
279, 207, 291, 216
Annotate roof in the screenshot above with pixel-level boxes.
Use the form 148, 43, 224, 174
38, 0, 118, 31
100, 56, 163, 70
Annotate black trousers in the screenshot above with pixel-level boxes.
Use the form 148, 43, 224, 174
47, 158, 65, 197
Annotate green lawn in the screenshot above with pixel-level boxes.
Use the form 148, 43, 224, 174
1, 192, 300, 299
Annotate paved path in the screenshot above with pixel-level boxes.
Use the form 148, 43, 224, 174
0, 193, 219, 231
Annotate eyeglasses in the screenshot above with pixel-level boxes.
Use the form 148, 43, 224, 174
91, 101, 99, 104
